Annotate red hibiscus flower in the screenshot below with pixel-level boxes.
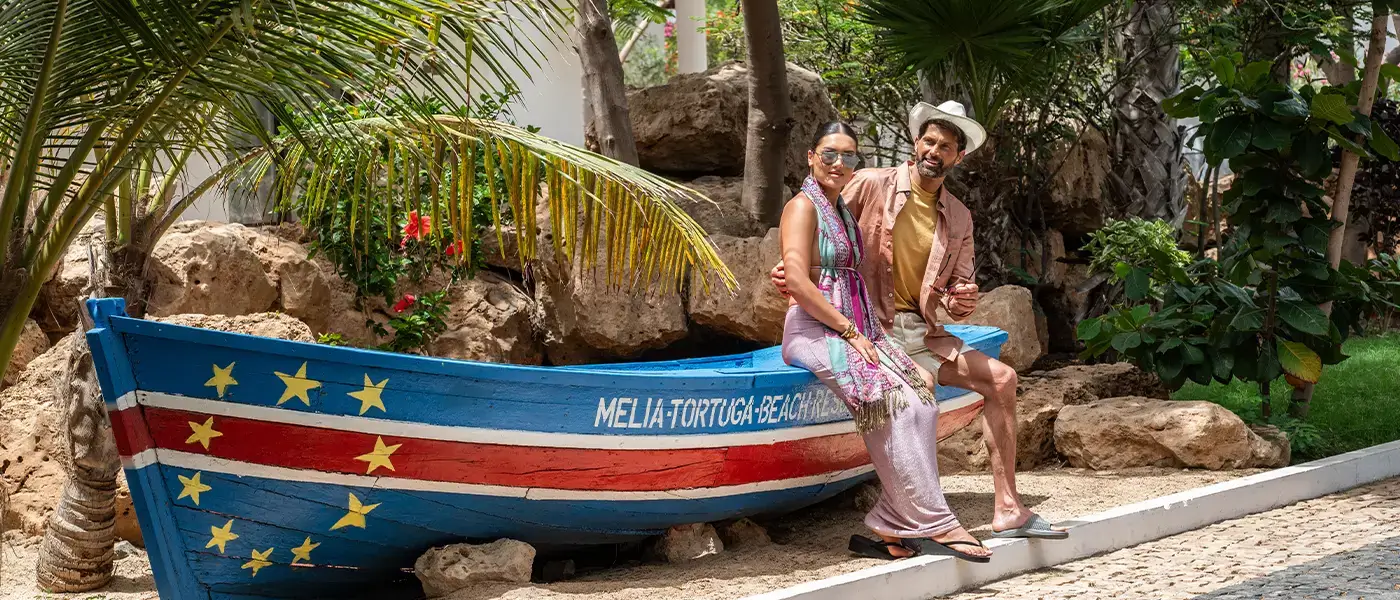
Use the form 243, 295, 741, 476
392, 294, 417, 313
400, 211, 432, 248
445, 239, 466, 257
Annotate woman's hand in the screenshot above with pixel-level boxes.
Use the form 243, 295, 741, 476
848, 333, 879, 365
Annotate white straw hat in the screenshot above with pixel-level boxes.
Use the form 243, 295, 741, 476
907, 100, 987, 155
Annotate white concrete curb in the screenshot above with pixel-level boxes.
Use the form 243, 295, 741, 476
744, 439, 1400, 600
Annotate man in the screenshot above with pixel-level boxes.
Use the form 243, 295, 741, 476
772, 101, 1065, 539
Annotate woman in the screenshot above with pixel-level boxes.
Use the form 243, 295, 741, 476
779, 122, 991, 562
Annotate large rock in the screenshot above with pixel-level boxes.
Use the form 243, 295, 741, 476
149, 312, 316, 343
943, 285, 1043, 372
3, 319, 50, 388
145, 221, 278, 318
240, 228, 334, 333
1045, 128, 1111, 237
0, 334, 80, 538
1054, 397, 1281, 470
533, 236, 688, 365
1028, 361, 1168, 400
672, 176, 767, 238
937, 362, 1162, 474
688, 228, 787, 344
427, 273, 542, 365
630, 61, 840, 190
1248, 424, 1291, 468
415, 539, 536, 597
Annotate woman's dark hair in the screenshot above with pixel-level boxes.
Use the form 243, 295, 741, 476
810, 121, 859, 150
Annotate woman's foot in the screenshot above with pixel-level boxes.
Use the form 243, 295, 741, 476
877, 534, 917, 558
928, 526, 992, 559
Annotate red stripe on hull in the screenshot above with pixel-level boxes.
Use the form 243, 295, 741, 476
137, 407, 872, 491
110, 407, 154, 457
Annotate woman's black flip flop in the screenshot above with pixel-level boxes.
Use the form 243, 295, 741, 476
911, 538, 992, 563
848, 535, 921, 560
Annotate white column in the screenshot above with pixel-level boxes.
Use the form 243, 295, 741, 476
675, 0, 707, 74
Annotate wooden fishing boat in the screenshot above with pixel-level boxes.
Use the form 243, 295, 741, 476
86, 298, 1007, 598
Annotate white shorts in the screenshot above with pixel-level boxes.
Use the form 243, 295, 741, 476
888, 311, 974, 374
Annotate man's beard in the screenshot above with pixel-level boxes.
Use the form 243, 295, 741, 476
916, 154, 951, 179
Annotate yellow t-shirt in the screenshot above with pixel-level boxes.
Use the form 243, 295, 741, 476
892, 183, 938, 313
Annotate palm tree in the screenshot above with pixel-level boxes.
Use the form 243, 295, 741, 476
3, 0, 735, 589
857, 0, 1114, 128
740, 0, 793, 227
1109, 0, 1186, 226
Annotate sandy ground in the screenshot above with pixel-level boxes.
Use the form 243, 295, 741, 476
0, 467, 1258, 600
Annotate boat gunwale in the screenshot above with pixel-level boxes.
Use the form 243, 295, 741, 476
109, 315, 1008, 391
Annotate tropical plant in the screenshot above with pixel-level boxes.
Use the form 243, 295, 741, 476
856, 0, 1115, 127
1078, 57, 1399, 422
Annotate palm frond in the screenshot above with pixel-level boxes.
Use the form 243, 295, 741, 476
236, 114, 739, 295
857, 0, 1113, 125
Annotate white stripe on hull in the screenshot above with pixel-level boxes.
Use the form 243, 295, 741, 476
121, 448, 876, 501
117, 390, 983, 450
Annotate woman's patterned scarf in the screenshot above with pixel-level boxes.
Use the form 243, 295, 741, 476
801, 176, 935, 433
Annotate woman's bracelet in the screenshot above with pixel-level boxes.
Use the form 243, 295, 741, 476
839, 321, 860, 340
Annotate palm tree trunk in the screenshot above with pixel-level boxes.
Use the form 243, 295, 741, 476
1109, 0, 1185, 226
36, 240, 151, 591
35, 317, 119, 591
739, 0, 792, 227
578, 0, 640, 164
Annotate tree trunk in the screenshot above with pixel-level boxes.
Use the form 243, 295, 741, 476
1292, 7, 1391, 420
36, 240, 151, 590
35, 320, 119, 591
578, 0, 640, 165
1109, 0, 1185, 226
739, 0, 792, 227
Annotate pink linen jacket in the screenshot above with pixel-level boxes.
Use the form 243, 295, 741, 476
842, 162, 977, 363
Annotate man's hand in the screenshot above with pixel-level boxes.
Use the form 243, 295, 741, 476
770, 261, 790, 298
947, 281, 979, 316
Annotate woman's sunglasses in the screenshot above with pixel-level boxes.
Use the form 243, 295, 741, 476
817, 150, 860, 169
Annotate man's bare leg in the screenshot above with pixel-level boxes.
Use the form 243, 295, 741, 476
936, 349, 1043, 532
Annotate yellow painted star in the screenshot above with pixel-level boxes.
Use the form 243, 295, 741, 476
348, 374, 389, 415
274, 362, 321, 406
354, 436, 402, 474
185, 417, 223, 450
204, 362, 238, 398
206, 519, 239, 554
290, 537, 320, 565
177, 472, 212, 506
330, 492, 380, 531
242, 547, 274, 577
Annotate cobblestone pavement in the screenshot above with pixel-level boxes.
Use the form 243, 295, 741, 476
947, 477, 1400, 600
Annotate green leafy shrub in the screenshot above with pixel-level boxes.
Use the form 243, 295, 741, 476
1083, 217, 1193, 295
1078, 57, 1398, 420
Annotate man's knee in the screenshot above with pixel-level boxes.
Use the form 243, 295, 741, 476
988, 359, 1018, 399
